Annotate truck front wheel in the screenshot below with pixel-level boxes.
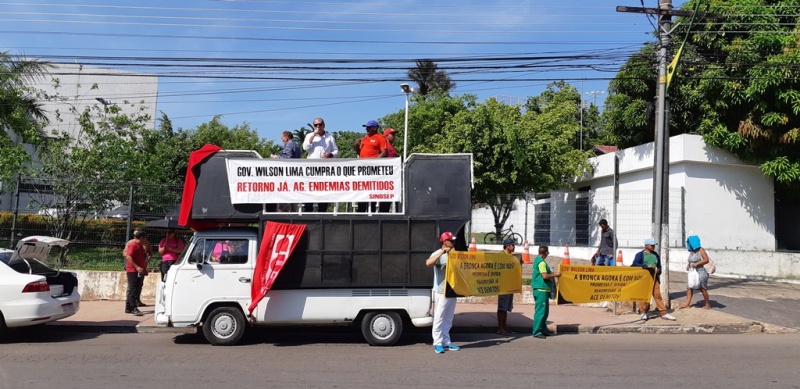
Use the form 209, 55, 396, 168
361, 311, 403, 346
202, 306, 246, 346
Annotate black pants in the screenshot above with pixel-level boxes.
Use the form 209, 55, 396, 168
304, 203, 329, 212
160, 261, 175, 282
357, 202, 377, 213
125, 271, 144, 311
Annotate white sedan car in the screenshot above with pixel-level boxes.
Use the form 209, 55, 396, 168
0, 236, 80, 330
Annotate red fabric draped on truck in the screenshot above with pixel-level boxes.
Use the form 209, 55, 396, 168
178, 144, 223, 231
248, 221, 306, 314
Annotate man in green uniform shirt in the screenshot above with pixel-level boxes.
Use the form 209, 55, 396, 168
532, 246, 560, 338
631, 238, 677, 321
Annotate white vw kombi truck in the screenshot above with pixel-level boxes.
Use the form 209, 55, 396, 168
155, 149, 473, 346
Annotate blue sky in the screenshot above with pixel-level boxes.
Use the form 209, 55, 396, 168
1, 0, 686, 143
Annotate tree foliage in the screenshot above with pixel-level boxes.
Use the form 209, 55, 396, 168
0, 52, 51, 184
604, 0, 800, 186
382, 84, 589, 234
407, 60, 455, 96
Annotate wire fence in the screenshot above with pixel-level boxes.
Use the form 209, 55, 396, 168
470, 188, 686, 249
0, 177, 184, 270
1, 175, 686, 269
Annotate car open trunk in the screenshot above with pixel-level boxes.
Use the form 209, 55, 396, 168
6, 236, 78, 297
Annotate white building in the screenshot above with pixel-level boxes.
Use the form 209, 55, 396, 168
472, 134, 799, 279
0, 63, 158, 213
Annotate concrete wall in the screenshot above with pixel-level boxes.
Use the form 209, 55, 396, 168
74, 270, 160, 301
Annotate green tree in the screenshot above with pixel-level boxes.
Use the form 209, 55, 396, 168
605, 0, 800, 186
0, 52, 51, 183
381, 92, 475, 158
30, 94, 156, 248
423, 86, 590, 236
332, 130, 363, 159
407, 60, 455, 96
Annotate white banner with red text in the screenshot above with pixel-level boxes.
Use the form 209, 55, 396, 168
226, 158, 402, 204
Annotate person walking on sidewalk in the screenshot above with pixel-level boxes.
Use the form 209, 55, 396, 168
425, 231, 461, 354
532, 246, 560, 339
594, 219, 616, 266
631, 238, 677, 321
496, 238, 517, 335
680, 235, 712, 310
124, 231, 149, 316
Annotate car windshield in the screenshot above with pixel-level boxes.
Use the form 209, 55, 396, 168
5, 257, 59, 275
0, 251, 12, 264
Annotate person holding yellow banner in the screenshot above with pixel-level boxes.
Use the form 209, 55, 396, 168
631, 238, 677, 321
496, 238, 518, 335
532, 246, 560, 339
425, 231, 460, 354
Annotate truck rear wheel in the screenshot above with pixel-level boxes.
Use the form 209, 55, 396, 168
361, 311, 403, 346
202, 306, 246, 346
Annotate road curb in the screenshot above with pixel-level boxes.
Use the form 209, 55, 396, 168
46, 322, 767, 336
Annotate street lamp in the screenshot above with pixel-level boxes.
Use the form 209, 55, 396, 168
400, 83, 415, 162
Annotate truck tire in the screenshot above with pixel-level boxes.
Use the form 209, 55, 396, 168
202, 306, 246, 346
361, 311, 403, 346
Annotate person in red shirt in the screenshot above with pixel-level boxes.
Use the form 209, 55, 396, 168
383, 127, 399, 158
124, 230, 149, 316
378, 127, 400, 212
355, 119, 388, 158
355, 120, 388, 212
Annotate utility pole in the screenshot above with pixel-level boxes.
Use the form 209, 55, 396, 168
617, 0, 675, 307
585, 90, 605, 107
617, 2, 722, 307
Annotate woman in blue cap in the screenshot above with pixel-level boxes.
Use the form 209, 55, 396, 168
679, 235, 712, 309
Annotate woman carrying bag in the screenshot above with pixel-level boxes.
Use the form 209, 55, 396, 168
679, 235, 712, 310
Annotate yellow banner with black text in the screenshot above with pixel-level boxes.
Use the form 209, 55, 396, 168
556, 265, 654, 303
445, 251, 522, 296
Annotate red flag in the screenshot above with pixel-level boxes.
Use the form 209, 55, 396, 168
178, 144, 223, 231
248, 221, 306, 314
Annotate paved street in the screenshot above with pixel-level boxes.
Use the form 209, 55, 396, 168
1, 331, 798, 389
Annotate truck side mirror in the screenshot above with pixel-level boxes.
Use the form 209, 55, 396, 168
194, 251, 206, 270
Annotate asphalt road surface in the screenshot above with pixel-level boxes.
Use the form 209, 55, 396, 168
1, 330, 798, 389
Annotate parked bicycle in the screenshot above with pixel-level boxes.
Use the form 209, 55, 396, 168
483, 224, 524, 245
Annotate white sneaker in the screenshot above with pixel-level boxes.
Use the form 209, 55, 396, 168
640, 313, 648, 321
661, 313, 677, 321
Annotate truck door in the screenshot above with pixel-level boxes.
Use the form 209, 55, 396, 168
170, 237, 254, 323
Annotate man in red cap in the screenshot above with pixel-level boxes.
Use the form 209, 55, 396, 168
383, 127, 399, 158
425, 231, 461, 354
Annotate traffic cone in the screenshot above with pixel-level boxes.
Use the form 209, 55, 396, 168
562, 244, 571, 265
612, 249, 623, 267
469, 234, 477, 252
522, 240, 531, 264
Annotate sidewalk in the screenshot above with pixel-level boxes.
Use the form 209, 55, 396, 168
48, 298, 786, 335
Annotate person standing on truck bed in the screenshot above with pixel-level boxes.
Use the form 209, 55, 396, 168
378, 128, 400, 213
426, 231, 461, 354
302, 117, 338, 212
124, 230, 149, 316
354, 119, 388, 213
272, 131, 302, 212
